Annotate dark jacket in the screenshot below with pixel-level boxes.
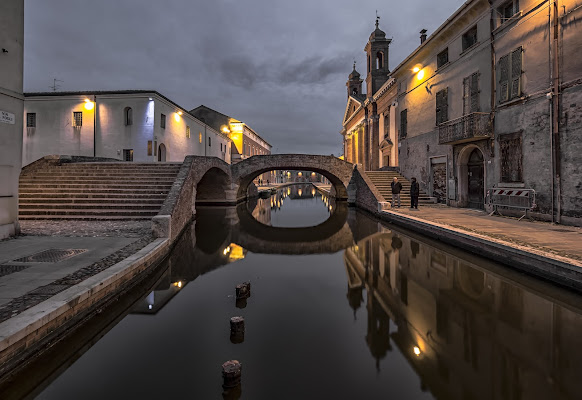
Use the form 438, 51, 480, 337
410, 181, 420, 197
391, 181, 402, 194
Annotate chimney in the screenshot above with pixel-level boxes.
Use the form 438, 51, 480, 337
420, 29, 427, 44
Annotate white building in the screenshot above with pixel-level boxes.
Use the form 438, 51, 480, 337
23, 90, 232, 166
0, 0, 24, 239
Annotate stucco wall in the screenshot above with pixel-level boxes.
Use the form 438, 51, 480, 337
0, 0, 24, 238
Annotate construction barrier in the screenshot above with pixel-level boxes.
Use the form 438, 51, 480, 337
487, 188, 536, 220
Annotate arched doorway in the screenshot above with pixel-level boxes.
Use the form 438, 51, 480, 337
467, 148, 484, 209
158, 143, 166, 162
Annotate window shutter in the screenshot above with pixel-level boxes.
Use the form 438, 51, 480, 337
470, 72, 479, 112
400, 109, 407, 138
511, 47, 522, 99
499, 54, 510, 103
463, 77, 470, 115
436, 88, 448, 125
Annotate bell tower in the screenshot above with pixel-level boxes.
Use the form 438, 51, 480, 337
365, 16, 391, 97
346, 61, 363, 99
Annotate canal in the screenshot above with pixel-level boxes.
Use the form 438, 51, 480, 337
5, 183, 582, 399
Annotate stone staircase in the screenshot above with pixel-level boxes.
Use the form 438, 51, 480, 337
19, 162, 182, 220
365, 170, 436, 207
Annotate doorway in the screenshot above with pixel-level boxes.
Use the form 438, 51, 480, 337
467, 149, 484, 209
158, 143, 166, 162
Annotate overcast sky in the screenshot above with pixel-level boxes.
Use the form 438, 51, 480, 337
24, 0, 464, 155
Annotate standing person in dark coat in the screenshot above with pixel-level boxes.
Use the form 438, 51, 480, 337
410, 177, 420, 209
391, 177, 402, 208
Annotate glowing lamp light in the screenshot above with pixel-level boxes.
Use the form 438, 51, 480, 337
174, 113, 181, 122
413, 346, 421, 356
417, 69, 425, 80
84, 99, 94, 110
298, 189, 302, 196
412, 66, 420, 73
178, 111, 183, 115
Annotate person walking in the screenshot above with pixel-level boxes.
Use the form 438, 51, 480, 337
410, 177, 420, 210
391, 177, 402, 208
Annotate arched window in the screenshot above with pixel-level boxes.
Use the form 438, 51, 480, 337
367, 55, 371, 72
376, 51, 383, 69
124, 107, 133, 126
352, 88, 358, 95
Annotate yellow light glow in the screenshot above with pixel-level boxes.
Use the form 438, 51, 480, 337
329, 205, 333, 211
287, 172, 291, 177
84, 99, 94, 110
178, 111, 183, 115
228, 243, 246, 260
174, 113, 181, 122
298, 189, 302, 196
312, 189, 316, 196
222, 126, 230, 133
413, 346, 421, 356
311, 172, 316, 176
223, 246, 231, 255
412, 67, 420, 73
298, 172, 302, 177
417, 70, 425, 80
173, 281, 183, 288
287, 188, 291, 195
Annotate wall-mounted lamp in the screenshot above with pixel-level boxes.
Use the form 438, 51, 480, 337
2, 48, 8, 53
84, 99, 95, 110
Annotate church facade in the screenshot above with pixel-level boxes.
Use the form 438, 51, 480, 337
342, 0, 582, 225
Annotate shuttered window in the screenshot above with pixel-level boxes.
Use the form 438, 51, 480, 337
498, 47, 522, 103
436, 88, 448, 125
463, 72, 480, 114
73, 112, 83, 127
26, 113, 36, 127
400, 109, 407, 139
437, 48, 449, 69
500, 132, 523, 182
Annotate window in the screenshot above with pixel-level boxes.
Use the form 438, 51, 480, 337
124, 107, 133, 126
376, 51, 383, 69
186, 125, 190, 138
148, 141, 153, 156
462, 26, 478, 51
26, 113, 36, 127
208, 136, 211, 147
161, 114, 166, 129
73, 112, 83, 127
436, 88, 449, 125
220, 143, 223, 152
123, 149, 134, 161
500, 132, 523, 182
199, 132, 202, 143
154, 140, 157, 156
499, 0, 519, 23
400, 109, 407, 139
498, 47, 522, 103
463, 72, 480, 114
437, 48, 449, 69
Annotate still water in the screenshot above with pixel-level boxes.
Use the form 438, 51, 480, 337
7, 183, 582, 399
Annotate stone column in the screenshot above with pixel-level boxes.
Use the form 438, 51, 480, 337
371, 115, 380, 170
351, 135, 356, 164
358, 128, 364, 167
364, 122, 370, 171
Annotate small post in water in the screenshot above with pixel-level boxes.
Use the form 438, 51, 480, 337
230, 316, 245, 344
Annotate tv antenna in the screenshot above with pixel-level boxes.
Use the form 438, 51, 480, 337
49, 78, 64, 92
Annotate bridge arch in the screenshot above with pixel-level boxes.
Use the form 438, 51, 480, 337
231, 154, 354, 201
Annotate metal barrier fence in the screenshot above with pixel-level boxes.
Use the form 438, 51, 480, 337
486, 188, 537, 220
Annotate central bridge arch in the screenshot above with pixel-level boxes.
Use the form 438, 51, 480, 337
231, 154, 354, 201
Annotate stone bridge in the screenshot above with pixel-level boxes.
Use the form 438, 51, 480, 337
231, 154, 354, 201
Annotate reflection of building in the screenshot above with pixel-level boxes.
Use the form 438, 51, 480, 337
23, 91, 231, 165
344, 228, 582, 399
280, 170, 329, 184
0, 1, 24, 239
190, 105, 273, 183
342, 1, 582, 223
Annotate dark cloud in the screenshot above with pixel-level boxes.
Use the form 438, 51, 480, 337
24, 0, 465, 155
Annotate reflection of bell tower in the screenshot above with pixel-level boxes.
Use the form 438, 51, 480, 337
346, 285, 363, 319
346, 61, 363, 99
365, 16, 391, 97
365, 290, 392, 371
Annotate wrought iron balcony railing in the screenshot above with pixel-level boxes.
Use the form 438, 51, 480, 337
438, 112, 492, 145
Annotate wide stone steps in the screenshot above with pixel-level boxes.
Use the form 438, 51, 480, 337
19, 162, 180, 220
365, 170, 436, 206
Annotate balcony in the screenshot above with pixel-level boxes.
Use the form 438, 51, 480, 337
438, 112, 492, 145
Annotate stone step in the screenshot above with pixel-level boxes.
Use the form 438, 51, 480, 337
19, 209, 158, 217
19, 193, 167, 200
19, 203, 162, 210
19, 198, 164, 204
19, 188, 170, 195
20, 177, 176, 184
18, 215, 153, 221
19, 183, 173, 190
28, 171, 179, 177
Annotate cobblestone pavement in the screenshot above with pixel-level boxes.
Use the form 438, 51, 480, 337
388, 204, 582, 262
19, 220, 151, 238
0, 220, 154, 323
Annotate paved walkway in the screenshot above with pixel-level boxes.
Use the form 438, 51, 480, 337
388, 204, 582, 262
0, 221, 152, 321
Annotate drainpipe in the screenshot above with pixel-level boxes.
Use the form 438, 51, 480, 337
93, 94, 97, 157
552, 0, 561, 224
489, 1, 496, 153
549, 2, 555, 223
204, 124, 207, 156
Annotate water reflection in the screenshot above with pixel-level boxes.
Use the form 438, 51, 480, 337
346, 225, 582, 399
7, 204, 582, 400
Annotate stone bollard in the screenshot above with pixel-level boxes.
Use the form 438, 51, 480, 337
222, 360, 242, 388
235, 297, 247, 309
230, 316, 245, 344
235, 282, 251, 300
